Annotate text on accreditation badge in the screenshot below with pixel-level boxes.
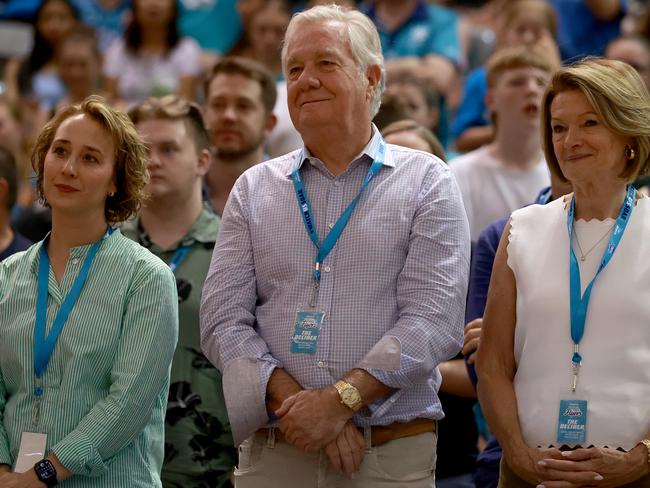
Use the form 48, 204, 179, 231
291, 310, 325, 354
557, 399, 588, 445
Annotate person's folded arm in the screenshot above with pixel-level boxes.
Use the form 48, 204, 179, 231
200, 176, 283, 445
0, 362, 11, 470
51, 263, 178, 477
0, 265, 13, 470
357, 166, 470, 405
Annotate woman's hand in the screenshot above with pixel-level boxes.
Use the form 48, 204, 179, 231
507, 446, 566, 484
539, 445, 650, 488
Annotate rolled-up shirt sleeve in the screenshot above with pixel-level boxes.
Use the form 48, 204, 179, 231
357, 167, 470, 392
200, 176, 281, 446
51, 264, 178, 476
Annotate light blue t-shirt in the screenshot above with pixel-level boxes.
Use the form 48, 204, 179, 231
69, 0, 131, 53
364, 0, 460, 64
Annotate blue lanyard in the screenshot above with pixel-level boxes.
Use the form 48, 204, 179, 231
169, 245, 191, 274
291, 140, 386, 281
536, 187, 552, 205
566, 185, 635, 388
34, 228, 112, 392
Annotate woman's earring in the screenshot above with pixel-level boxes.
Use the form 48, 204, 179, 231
108, 191, 116, 197
625, 145, 636, 161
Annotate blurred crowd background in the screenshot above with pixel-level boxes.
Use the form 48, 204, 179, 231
0, 0, 647, 485
1, 0, 648, 245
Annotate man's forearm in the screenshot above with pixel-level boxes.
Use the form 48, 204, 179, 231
341, 368, 393, 408
266, 368, 302, 413
439, 359, 477, 398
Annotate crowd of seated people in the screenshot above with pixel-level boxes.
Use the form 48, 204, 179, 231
0, 1, 648, 487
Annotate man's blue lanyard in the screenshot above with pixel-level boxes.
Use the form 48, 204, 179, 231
34, 228, 113, 394
169, 245, 191, 274
291, 140, 386, 282
566, 185, 635, 391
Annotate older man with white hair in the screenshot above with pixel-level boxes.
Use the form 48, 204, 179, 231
200, 5, 470, 487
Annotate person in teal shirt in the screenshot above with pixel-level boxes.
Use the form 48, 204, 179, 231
0, 95, 178, 487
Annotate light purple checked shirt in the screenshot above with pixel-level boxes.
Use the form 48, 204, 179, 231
200, 128, 470, 446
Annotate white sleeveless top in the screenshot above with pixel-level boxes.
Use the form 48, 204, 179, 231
508, 195, 650, 450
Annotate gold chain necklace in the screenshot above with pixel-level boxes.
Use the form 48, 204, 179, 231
573, 222, 616, 261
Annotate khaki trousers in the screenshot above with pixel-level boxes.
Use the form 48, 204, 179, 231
234, 429, 437, 488
499, 460, 650, 488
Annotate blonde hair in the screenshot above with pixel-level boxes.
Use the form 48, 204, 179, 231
541, 58, 650, 182
486, 45, 554, 88
31, 95, 148, 224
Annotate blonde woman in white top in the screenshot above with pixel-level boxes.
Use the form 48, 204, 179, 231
478, 58, 650, 487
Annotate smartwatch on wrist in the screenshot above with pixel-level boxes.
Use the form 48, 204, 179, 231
34, 459, 58, 487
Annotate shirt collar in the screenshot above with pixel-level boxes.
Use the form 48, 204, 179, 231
29, 227, 117, 276
286, 124, 395, 177
130, 207, 218, 252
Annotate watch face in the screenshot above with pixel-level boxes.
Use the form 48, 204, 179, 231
36, 460, 56, 479
342, 388, 361, 405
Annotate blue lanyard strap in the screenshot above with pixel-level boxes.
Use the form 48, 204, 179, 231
566, 185, 635, 367
291, 140, 386, 281
169, 245, 192, 274
536, 187, 552, 205
34, 228, 112, 383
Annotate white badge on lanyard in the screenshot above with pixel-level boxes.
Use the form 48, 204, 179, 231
14, 432, 47, 473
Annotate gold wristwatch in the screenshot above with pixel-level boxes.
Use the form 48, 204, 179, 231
334, 380, 363, 412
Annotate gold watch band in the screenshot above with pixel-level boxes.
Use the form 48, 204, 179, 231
334, 380, 363, 412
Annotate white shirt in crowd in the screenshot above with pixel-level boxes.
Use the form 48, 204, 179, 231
449, 145, 550, 241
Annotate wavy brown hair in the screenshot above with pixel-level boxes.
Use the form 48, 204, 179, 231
31, 95, 149, 224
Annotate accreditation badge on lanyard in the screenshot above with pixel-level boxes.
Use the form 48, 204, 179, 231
15, 228, 111, 472
556, 186, 635, 445
289, 140, 386, 355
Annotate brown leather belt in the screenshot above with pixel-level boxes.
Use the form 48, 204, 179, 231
258, 418, 436, 447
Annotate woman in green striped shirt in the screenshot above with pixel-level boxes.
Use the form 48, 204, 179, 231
0, 96, 178, 487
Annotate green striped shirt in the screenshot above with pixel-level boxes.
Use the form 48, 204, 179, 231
0, 229, 178, 487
